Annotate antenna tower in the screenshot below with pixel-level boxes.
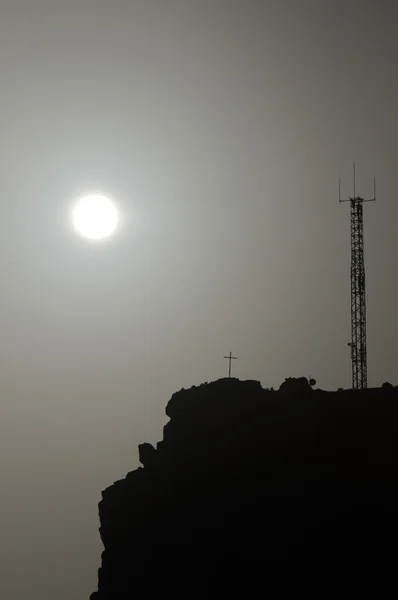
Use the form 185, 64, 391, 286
339, 163, 375, 390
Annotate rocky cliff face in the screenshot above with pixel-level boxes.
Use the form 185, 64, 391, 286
90, 378, 398, 597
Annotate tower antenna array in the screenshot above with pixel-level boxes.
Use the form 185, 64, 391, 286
339, 163, 375, 390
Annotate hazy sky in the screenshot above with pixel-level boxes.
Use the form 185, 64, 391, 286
0, 0, 397, 597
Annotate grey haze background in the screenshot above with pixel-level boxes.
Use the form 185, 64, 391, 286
0, 0, 396, 597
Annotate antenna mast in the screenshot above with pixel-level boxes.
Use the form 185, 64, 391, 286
339, 163, 375, 390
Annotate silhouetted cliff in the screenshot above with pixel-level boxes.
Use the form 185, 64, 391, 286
90, 378, 398, 597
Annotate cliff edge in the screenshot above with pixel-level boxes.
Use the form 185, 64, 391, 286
91, 378, 398, 597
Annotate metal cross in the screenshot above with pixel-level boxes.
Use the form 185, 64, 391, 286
224, 351, 237, 378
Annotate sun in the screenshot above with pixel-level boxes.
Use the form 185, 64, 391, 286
72, 194, 119, 240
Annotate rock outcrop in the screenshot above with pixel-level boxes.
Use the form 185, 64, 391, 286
91, 378, 398, 597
